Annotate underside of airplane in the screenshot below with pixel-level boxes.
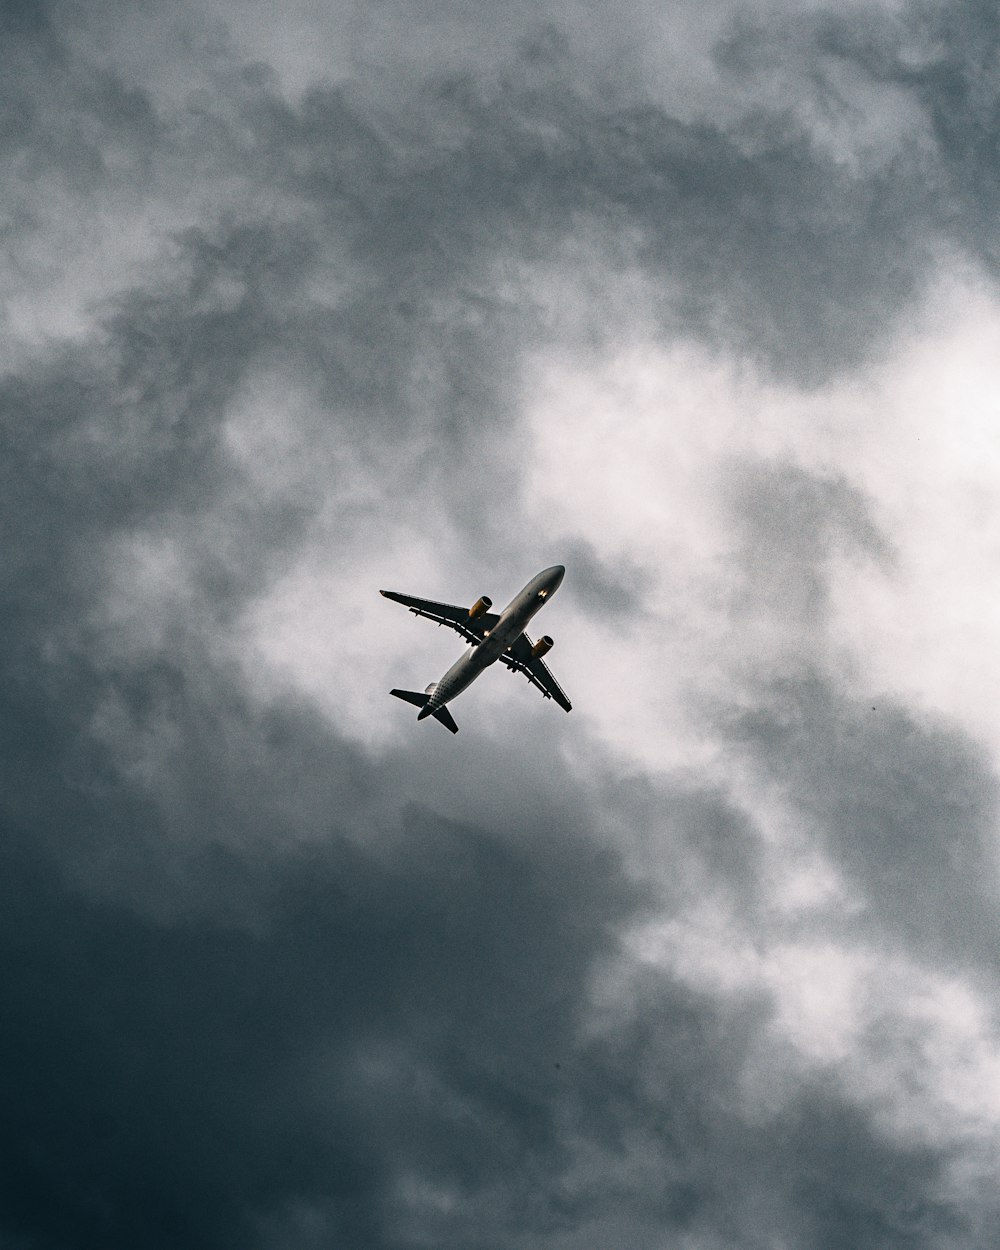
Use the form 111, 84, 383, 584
381, 565, 571, 734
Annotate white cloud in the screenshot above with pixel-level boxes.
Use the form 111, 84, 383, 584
521, 261, 1000, 773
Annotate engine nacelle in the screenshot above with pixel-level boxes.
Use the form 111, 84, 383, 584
531, 635, 554, 659
468, 596, 493, 620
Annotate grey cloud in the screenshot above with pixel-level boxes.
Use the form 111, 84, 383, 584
715, 0, 1000, 278
556, 540, 648, 622
3, 2, 1000, 1247
717, 460, 999, 974
0, 802, 973, 1249
420, 953, 967, 1250
1, 11, 158, 225
243, 4, 994, 388
0, 3, 945, 393
898, 2, 1000, 273
723, 459, 893, 625
2, 468, 978, 1249
0, 588, 783, 1250
727, 461, 891, 560
726, 673, 1000, 973
0, 609, 641, 1246
2, 0, 990, 448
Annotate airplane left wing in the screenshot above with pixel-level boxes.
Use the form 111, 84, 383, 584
379, 590, 499, 644
500, 633, 572, 712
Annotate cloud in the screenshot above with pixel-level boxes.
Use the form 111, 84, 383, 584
0, 795, 643, 1249
5, 0, 986, 383
4, 0, 1000, 1247
725, 673, 1000, 971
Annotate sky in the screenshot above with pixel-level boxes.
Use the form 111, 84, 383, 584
3, 0, 1000, 1245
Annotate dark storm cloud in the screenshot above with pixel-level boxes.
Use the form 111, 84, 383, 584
0, 762, 638, 1249
566, 990, 964, 1250
3, 1, 1000, 1248
0, 781, 974, 1250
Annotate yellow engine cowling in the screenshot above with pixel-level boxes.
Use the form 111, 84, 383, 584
468, 596, 493, 620
531, 635, 554, 658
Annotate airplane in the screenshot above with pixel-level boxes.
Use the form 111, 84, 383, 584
381, 564, 571, 734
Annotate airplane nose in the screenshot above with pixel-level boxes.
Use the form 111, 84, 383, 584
550, 565, 565, 587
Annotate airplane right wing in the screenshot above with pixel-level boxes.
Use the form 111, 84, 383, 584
500, 633, 572, 712
379, 589, 499, 644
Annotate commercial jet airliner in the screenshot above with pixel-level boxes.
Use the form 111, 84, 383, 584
381, 564, 571, 734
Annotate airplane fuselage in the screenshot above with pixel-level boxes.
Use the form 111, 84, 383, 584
418, 565, 565, 719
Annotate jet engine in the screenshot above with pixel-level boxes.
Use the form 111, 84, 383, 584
531, 635, 554, 658
468, 596, 493, 620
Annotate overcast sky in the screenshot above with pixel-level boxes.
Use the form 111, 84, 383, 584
4, 0, 1000, 1246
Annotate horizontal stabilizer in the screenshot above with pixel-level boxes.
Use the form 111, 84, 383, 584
390, 688, 428, 709
389, 689, 459, 734
432, 705, 459, 734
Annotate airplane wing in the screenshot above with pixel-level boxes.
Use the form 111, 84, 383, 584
379, 589, 500, 644
500, 633, 572, 712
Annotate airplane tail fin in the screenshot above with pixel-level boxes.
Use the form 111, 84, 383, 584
389, 690, 460, 735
